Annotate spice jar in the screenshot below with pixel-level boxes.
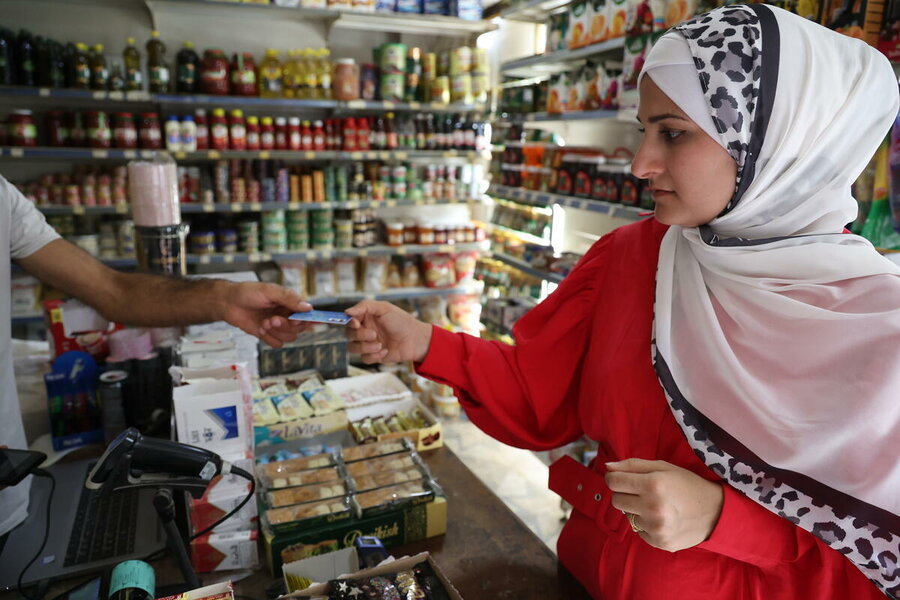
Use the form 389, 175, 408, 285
84, 111, 112, 149
45, 111, 68, 147
113, 112, 137, 149
387, 222, 405, 247
434, 224, 448, 245
417, 221, 435, 245
230, 52, 256, 96
333, 59, 359, 101
138, 112, 162, 149
200, 49, 230, 95
9, 110, 38, 147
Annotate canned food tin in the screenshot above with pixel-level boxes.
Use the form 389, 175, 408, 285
431, 76, 450, 104
450, 74, 472, 104
450, 46, 472, 76
379, 43, 408, 74
472, 47, 489, 74
379, 73, 405, 103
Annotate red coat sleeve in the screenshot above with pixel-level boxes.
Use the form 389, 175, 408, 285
415, 232, 617, 450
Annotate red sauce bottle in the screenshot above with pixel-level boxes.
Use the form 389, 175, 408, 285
260, 116, 275, 150
210, 108, 229, 151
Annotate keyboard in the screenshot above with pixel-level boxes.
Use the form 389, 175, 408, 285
64, 480, 139, 567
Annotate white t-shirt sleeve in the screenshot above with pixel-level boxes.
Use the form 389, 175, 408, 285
3, 176, 61, 260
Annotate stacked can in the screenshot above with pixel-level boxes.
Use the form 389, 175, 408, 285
378, 43, 407, 103
48, 215, 75, 236
98, 222, 119, 259
214, 161, 230, 203
287, 211, 309, 250
262, 210, 287, 253
439, 46, 489, 105
117, 220, 135, 257
334, 219, 353, 249
71, 234, 100, 257
276, 165, 290, 204
335, 166, 349, 202
351, 208, 376, 248
238, 220, 259, 253
218, 229, 238, 253
311, 209, 334, 249
190, 230, 217, 255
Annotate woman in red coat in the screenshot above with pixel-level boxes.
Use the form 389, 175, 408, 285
325, 4, 900, 598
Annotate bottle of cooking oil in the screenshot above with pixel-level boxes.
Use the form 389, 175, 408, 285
316, 48, 332, 100
257, 48, 283, 98
303, 48, 318, 101
281, 49, 295, 98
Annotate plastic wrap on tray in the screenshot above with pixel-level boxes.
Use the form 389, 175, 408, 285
340, 439, 411, 463
266, 481, 348, 508
344, 453, 417, 477
349, 467, 426, 493
260, 453, 335, 477
265, 497, 351, 525
261, 466, 343, 490
354, 481, 434, 515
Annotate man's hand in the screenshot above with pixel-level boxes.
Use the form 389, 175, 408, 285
605, 458, 724, 552
345, 300, 433, 364
219, 282, 313, 348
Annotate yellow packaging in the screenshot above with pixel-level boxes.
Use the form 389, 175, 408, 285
567, 0, 591, 49
431, 76, 450, 104
449, 46, 472, 76
590, 0, 609, 43
471, 73, 489, 104
664, 0, 696, 27
472, 47, 489, 74
450, 74, 472, 104
607, 0, 628, 38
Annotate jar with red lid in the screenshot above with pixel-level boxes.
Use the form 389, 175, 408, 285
10, 110, 38, 147
138, 112, 162, 149
85, 111, 112, 149
45, 111, 68, 147
113, 112, 137, 149
200, 49, 230, 96
230, 52, 257, 96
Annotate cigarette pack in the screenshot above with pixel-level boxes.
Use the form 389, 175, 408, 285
190, 530, 259, 573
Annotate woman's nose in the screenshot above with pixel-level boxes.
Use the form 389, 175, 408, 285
631, 137, 662, 180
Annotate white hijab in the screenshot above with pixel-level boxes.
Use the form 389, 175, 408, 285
641, 5, 900, 596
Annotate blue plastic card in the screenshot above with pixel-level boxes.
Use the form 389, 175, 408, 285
289, 310, 352, 325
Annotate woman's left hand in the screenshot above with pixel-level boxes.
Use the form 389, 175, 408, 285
605, 458, 724, 552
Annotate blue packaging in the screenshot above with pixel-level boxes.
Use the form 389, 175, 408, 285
375, 0, 395, 11
449, 0, 481, 19
424, 0, 447, 14
395, 0, 422, 13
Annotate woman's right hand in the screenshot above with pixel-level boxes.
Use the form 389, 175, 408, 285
345, 300, 433, 364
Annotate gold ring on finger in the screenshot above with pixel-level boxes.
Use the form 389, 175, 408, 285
626, 512, 644, 533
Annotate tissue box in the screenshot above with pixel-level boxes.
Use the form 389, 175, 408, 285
191, 530, 259, 573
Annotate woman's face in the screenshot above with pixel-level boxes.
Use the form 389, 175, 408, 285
632, 76, 737, 227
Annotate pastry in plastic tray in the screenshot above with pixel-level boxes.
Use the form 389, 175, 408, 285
355, 481, 433, 512
350, 467, 424, 493
344, 453, 416, 477
265, 498, 350, 525
340, 439, 410, 463
260, 453, 335, 477
267, 481, 348, 508
263, 466, 343, 490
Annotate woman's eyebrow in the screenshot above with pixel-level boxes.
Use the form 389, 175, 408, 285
636, 113, 690, 124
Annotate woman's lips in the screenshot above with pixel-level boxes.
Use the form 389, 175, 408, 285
651, 189, 674, 201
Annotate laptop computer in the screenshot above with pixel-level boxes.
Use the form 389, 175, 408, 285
0, 458, 166, 590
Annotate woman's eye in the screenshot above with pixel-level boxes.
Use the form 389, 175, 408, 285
637, 127, 646, 134
661, 129, 684, 141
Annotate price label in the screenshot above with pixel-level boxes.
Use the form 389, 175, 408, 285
248, 253, 261, 262
450, 198, 458, 203
443, 151, 456, 158
231, 203, 244, 212
358, 249, 369, 257
385, 200, 397, 207
200, 255, 211, 264
430, 102, 445, 109
175, 151, 186, 160
364, 293, 376, 300
383, 101, 395, 109
439, 245, 453, 253
10, 148, 24, 158
305, 152, 316, 159
115, 204, 128, 214
39, 88, 50, 97
130, 91, 151, 101
208, 150, 221, 159
124, 150, 137, 159
108, 91, 124, 101
203, 203, 215, 213
396, 247, 407, 255
250, 202, 262, 211
379, 152, 389, 160
351, 152, 363, 160
260, 253, 272, 261
345, 201, 359, 209
320, 250, 333, 260
73, 206, 85, 215
366, 152, 377, 159
92, 91, 106, 100
348, 100, 366, 109
223, 254, 235, 263
92, 149, 108, 159
141, 151, 155, 159
395, 152, 407, 160
259, 151, 270, 159
408, 102, 420, 109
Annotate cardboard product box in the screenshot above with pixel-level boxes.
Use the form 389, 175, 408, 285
258, 329, 348, 380
254, 410, 350, 447
284, 550, 461, 599
42, 298, 121, 361
157, 580, 234, 600
190, 530, 259, 573
172, 378, 253, 456
263, 495, 448, 576
328, 373, 443, 451
189, 485, 259, 535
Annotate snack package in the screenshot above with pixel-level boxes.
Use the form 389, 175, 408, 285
279, 260, 308, 298
568, 65, 587, 112
253, 395, 281, 426
622, 34, 653, 91
345, 453, 417, 477
260, 465, 344, 490
269, 389, 315, 421
355, 481, 434, 516
341, 439, 410, 462
349, 467, 425, 493
416, 296, 449, 327
386, 259, 403, 288
310, 259, 336, 297
590, 0, 609, 43
401, 256, 422, 287
335, 257, 357, 295
626, 0, 654, 36
261, 452, 336, 477
266, 481, 348, 508
567, 0, 592, 49
583, 62, 605, 110
607, 0, 629, 38
297, 376, 345, 415
265, 497, 351, 526
360, 256, 389, 292
448, 295, 481, 332
664, 0, 693, 27
453, 251, 477, 282
422, 254, 456, 288
546, 11, 570, 53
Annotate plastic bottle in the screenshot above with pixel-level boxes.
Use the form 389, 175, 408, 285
258, 49, 283, 98
260, 116, 275, 150
229, 109, 246, 150
282, 49, 296, 98
293, 49, 307, 99
90, 44, 109, 91
164, 115, 181, 151
425, 113, 435, 149
374, 115, 386, 150
35, 36, 51, 87
16, 30, 35, 87
356, 117, 370, 151
452, 114, 464, 150
274, 116, 288, 149
180, 115, 197, 152
288, 117, 301, 151
210, 108, 229, 150
312, 120, 325, 151
194, 108, 209, 150
73, 42, 91, 89
48, 40, 66, 88
303, 49, 318, 100
245, 116, 260, 150
109, 63, 125, 92
0, 29, 14, 85
385, 112, 397, 150
123, 37, 143, 92
300, 120, 312, 151
146, 31, 170, 93
317, 48, 332, 100
175, 41, 199, 94
343, 117, 357, 151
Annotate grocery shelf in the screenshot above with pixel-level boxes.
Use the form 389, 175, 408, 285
0, 146, 489, 162
500, 38, 626, 78
489, 251, 565, 283
35, 197, 472, 217
500, 0, 572, 22
486, 223, 551, 246
500, 109, 620, 123
184, 241, 488, 265
335, 100, 488, 114
145, 0, 497, 37
489, 184, 647, 221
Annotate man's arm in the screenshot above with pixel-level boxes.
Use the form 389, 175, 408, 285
17, 238, 311, 347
